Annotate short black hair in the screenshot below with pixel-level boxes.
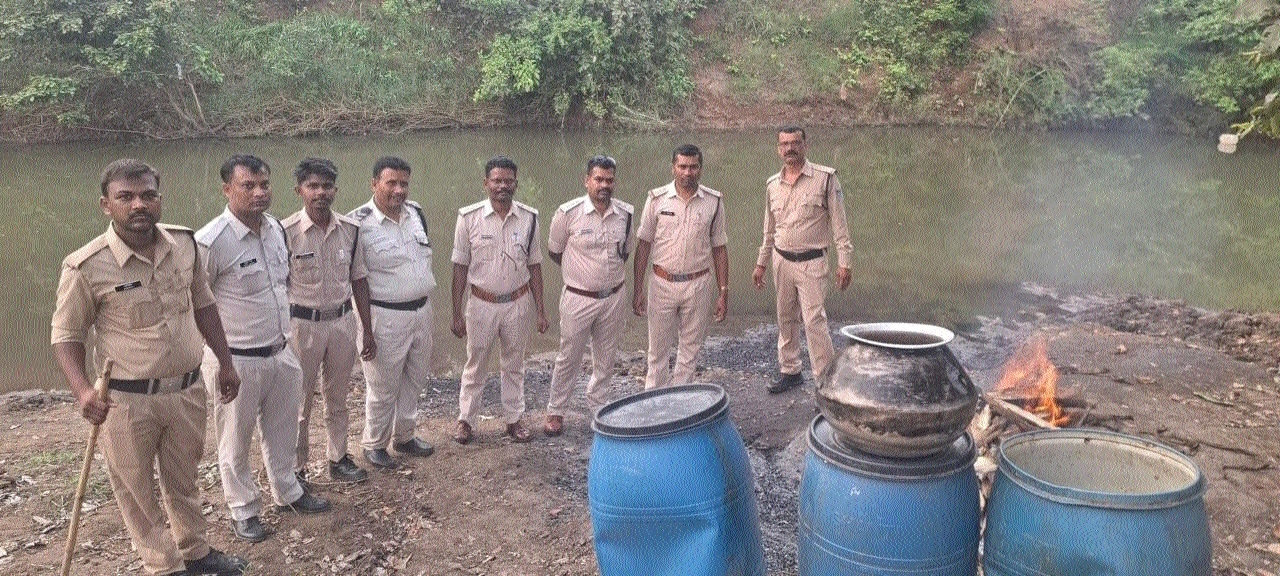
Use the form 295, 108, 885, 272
485, 155, 518, 178
586, 155, 616, 173
220, 154, 270, 183
779, 125, 806, 140
295, 157, 338, 185
100, 158, 159, 197
671, 144, 702, 165
372, 156, 411, 179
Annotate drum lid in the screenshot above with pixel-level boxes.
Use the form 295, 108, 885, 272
808, 415, 975, 479
593, 383, 729, 438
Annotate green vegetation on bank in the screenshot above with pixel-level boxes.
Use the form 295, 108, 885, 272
1, 0, 1278, 140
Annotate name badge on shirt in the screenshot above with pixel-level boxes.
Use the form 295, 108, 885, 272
237, 258, 258, 268
659, 210, 676, 216
578, 228, 594, 235
294, 252, 316, 260
480, 234, 494, 240
114, 280, 142, 292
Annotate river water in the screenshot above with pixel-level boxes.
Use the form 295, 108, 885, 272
3, 128, 1277, 392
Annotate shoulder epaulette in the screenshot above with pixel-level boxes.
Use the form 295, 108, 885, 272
812, 163, 837, 175
64, 236, 109, 269
700, 186, 723, 198
158, 223, 194, 235
459, 200, 487, 215
280, 211, 304, 229
514, 201, 538, 216
333, 212, 359, 229
615, 199, 635, 214
648, 186, 667, 198
406, 199, 423, 210
348, 205, 374, 221
766, 172, 782, 184
558, 196, 588, 213
194, 216, 230, 246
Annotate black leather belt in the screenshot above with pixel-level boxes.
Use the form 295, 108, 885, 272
290, 301, 352, 321
109, 367, 201, 395
229, 340, 288, 357
776, 247, 825, 262
370, 296, 428, 311
566, 282, 624, 299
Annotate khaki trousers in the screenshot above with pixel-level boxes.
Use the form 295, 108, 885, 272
546, 287, 626, 416
100, 383, 209, 575
458, 293, 532, 425
291, 312, 358, 465
644, 272, 714, 390
360, 301, 432, 449
203, 347, 305, 521
772, 251, 835, 379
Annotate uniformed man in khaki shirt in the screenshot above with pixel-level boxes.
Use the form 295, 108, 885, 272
282, 158, 376, 483
51, 159, 247, 576
450, 155, 549, 444
543, 155, 635, 435
752, 126, 854, 393
349, 156, 438, 469
632, 144, 729, 390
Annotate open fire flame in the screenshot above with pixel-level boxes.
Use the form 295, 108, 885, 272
995, 336, 1070, 426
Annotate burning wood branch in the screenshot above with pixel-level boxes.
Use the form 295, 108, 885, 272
993, 335, 1071, 426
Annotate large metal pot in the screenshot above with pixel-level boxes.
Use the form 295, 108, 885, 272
816, 322, 978, 458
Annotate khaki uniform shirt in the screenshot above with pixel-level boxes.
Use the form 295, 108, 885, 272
51, 224, 214, 380
451, 200, 543, 295
547, 196, 636, 292
637, 182, 727, 274
756, 160, 854, 269
282, 210, 367, 309
349, 200, 436, 303
195, 207, 291, 348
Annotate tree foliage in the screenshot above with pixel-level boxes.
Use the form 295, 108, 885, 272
0, 0, 220, 129
472, 0, 703, 123
1233, 3, 1280, 139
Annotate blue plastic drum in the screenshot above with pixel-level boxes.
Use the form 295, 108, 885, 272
983, 428, 1211, 576
799, 415, 980, 576
588, 384, 766, 576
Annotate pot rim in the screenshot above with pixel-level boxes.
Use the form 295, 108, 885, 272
840, 322, 955, 350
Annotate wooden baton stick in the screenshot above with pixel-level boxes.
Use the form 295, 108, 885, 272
61, 358, 113, 576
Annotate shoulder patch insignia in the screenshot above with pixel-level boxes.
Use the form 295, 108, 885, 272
515, 201, 538, 216
615, 199, 635, 214
459, 200, 486, 215
349, 205, 374, 221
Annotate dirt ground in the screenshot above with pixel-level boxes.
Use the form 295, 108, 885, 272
2, 282, 1278, 575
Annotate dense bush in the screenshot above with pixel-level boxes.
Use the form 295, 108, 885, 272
472, 0, 703, 124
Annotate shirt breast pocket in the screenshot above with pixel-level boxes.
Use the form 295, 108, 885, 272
109, 286, 161, 329
234, 263, 270, 295
156, 268, 192, 315
802, 192, 827, 218
293, 256, 322, 286
473, 235, 498, 263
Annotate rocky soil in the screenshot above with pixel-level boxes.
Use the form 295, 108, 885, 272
2, 282, 1278, 575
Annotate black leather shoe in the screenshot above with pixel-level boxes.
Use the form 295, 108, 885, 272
231, 517, 267, 543
363, 448, 400, 469
392, 437, 435, 457
276, 492, 331, 514
185, 547, 248, 575
767, 372, 804, 394
329, 454, 369, 483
